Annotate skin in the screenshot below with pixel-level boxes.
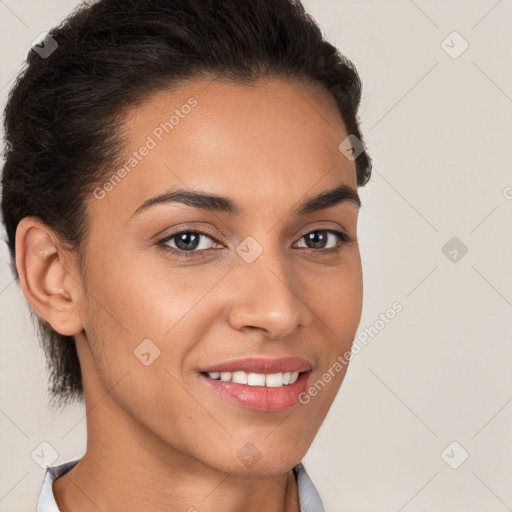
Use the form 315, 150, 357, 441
16, 76, 363, 512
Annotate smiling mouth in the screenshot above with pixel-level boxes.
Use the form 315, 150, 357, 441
201, 370, 301, 387
199, 370, 312, 412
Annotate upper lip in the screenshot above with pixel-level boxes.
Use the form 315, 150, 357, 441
199, 357, 313, 374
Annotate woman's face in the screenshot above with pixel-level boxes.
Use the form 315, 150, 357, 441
75, 77, 363, 475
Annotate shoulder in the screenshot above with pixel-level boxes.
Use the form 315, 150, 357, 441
294, 461, 325, 512
36, 459, 80, 512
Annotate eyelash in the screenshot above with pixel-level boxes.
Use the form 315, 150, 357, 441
156, 228, 352, 259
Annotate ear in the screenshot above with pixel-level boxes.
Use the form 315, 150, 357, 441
15, 216, 85, 336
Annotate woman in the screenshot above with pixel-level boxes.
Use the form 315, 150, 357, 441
1, 0, 372, 510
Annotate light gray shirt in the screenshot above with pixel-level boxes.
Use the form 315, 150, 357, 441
36, 459, 324, 511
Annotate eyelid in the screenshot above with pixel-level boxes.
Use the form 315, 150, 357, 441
296, 222, 351, 239
156, 224, 221, 243
156, 227, 222, 249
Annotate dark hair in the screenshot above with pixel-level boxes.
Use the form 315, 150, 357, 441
1, 0, 372, 406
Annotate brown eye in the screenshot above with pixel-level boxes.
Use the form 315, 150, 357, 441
295, 230, 350, 250
157, 230, 221, 258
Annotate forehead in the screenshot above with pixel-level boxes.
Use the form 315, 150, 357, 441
88, 77, 357, 220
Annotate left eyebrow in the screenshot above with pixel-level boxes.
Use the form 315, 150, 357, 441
296, 183, 361, 214
131, 182, 360, 218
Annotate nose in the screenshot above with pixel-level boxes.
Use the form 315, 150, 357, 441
227, 249, 314, 339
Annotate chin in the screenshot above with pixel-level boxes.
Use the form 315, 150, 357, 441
201, 436, 311, 477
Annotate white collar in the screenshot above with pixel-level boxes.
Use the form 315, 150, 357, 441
36, 459, 324, 511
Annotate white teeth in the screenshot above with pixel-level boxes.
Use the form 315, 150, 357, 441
265, 373, 283, 387
247, 372, 266, 386
206, 370, 302, 387
231, 371, 248, 384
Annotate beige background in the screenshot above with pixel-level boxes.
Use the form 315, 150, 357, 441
1, 1, 511, 510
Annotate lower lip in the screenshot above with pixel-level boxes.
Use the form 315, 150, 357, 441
200, 371, 311, 412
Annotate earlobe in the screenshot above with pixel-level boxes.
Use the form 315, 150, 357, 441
15, 216, 84, 336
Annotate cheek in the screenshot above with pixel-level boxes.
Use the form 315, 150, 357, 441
79, 246, 233, 398
301, 250, 362, 406
85, 242, 210, 337
307, 250, 363, 342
